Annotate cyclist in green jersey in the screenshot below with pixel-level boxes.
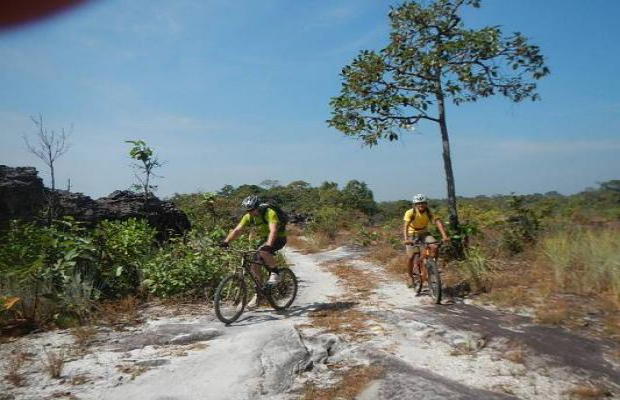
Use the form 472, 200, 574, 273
221, 195, 287, 288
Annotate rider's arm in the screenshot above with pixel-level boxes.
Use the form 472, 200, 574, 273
224, 222, 245, 243
266, 222, 278, 247
403, 220, 411, 242
434, 219, 449, 242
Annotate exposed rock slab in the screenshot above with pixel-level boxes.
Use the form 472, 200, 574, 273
114, 324, 222, 351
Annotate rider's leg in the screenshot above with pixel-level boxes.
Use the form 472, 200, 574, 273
427, 243, 438, 258
261, 237, 287, 285
406, 254, 415, 281
260, 250, 276, 268
246, 262, 265, 308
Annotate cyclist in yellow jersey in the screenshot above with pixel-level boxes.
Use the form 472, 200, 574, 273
403, 194, 449, 288
221, 195, 287, 288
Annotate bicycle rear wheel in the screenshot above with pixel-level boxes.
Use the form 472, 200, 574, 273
425, 259, 442, 304
214, 273, 247, 324
265, 268, 298, 310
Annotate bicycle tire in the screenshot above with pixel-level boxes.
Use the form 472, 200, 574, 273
214, 273, 247, 324
425, 259, 442, 304
265, 268, 298, 311
412, 254, 423, 294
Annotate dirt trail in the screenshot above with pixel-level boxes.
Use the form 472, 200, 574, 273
0, 246, 617, 399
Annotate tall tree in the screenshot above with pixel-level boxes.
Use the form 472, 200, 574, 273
23, 114, 71, 223
328, 0, 549, 229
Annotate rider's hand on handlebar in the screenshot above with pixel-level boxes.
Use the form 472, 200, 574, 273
403, 240, 414, 246
218, 241, 229, 248
259, 245, 273, 253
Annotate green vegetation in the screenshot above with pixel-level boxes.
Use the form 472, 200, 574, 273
126, 139, 163, 204
1, 176, 618, 334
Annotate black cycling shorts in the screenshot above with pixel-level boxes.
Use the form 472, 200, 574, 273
261, 237, 287, 254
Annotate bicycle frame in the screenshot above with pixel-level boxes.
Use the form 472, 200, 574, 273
234, 250, 276, 295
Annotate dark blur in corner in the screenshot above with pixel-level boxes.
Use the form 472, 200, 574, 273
0, 0, 88, 31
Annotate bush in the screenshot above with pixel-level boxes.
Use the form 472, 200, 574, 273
93, 219, 156, 297
308, 206, 353, 240
500, 196, 541, 254
0, 219, 97, 326
140, 229, 239, 298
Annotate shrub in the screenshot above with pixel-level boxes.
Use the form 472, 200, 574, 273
500, 196, 541, 254
308, 206, 353, 240
93, 219, 156, 297
140, 229, 239, 298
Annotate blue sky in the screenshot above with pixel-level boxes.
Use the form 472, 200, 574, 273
1, 0, 619, 201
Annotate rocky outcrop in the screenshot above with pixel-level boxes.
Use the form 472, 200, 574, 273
89, 190, 191, 237
0, 165, 190, 237
0, 166, 45, 228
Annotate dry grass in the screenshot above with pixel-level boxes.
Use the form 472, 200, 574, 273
4, 351, 30, 386
305, 301, 372, 342
449, 335, 488, 356
535, 299, 573, 325
70, 325, 97, 352
44, 391, 80, 400
97, 295, 141, 327
565, 383, 612, 399
302, 365, 383, 400
69, 373, 91, 386
539, 228, 620, 301
115, 363, 150, 380
500, 340, 526, 364
41, 347, 66, 379
301, 261, 379, 341
327, 262, 377, 294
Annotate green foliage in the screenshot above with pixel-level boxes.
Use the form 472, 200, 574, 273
141, 230, 244, 298
0, 219, 98, 325
126, 139, 163, 199
328, 0, 549, 145
93, 219, 156, 297
500, 195, 541, 254
308, 206, 353, 240
0, 218, 157, 325
457, 247, 493, 292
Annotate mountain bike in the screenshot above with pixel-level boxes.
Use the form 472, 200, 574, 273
408, 239, 442, 304
214, 248, 298, 325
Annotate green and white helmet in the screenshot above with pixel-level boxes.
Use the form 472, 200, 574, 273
412, 194, 427, 204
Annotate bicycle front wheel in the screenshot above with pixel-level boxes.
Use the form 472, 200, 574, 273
266, 268, 298, 311
214, 273, 247, 324
412, 254, 423, 294
425, 259, 442, 304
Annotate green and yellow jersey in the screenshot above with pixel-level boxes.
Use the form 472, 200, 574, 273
239, 208, 286, 239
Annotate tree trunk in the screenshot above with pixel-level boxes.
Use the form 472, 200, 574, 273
436, 90, 460, 231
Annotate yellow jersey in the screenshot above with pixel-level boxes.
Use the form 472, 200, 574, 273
403, 208, 434, 235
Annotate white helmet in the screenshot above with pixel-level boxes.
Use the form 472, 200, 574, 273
241, 195, 261, 211
412, 194, 427, 203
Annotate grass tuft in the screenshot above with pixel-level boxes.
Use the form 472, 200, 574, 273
41, 347, 66, 379
540, 228, 620, 301
4, 351, 30, 386
302, 365, 383, 400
